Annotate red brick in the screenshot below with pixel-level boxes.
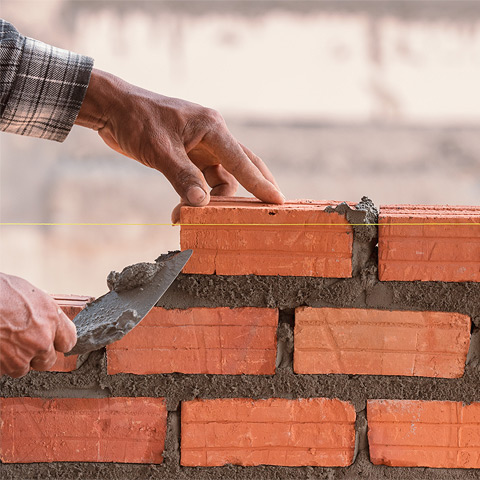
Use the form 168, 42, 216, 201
107, 307, 277, 375
181, 397, 356, 467
0, 397, 167, 463
368, 399, 480, 468
294, 307, 470, 378
49, 295, 93, 372
180, 197, 354, 277
379, 205, 480, 282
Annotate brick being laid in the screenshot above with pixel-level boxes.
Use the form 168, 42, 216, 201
180, 197, 353, 277
0, 397, 167, 463
181, 397, 356, 467
107, 307, 277, 375
294, 307, 471, 378
378, 204, 480, 282
367, 399, 480, 468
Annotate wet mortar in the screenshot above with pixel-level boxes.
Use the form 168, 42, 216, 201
1, 198, 479, 479
107, 261, 163, 293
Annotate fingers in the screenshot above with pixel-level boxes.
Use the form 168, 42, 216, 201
240, 144, 282, 191
202, 164, 238, 197
170, 163, 238, 223
203, 129, 284, 205
54, 311, 77, 353
30, 347, 57, 371
157, 146, 211, 207
0, 349, 28, 378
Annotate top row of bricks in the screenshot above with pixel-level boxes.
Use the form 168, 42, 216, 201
179, 198, 480, 283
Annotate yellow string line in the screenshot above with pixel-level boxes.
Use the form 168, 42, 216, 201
1, 223, 479, 227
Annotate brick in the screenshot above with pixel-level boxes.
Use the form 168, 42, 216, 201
180, 197, 354, 277
107, 307, 277, 375
0, 397, 167, 463
368, 399, 480, 468
379, 204, 480, 282
294, 307, 470, 378
50, 294, 93, 372
181, 397, 356, 467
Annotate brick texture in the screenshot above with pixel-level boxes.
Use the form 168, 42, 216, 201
378, 205, 480, 282
368, 400, 480, 468
181, 397, 356, 467
107, 307, 277, 375
0, 397, 167, 463
294, 307, 471, 378
51, 294, 93, 372
180, 197, 353, 277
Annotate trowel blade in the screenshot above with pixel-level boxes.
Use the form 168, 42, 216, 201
65, 250, 192, 356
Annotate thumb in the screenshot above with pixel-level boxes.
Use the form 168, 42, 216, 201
54, 310, 77, 353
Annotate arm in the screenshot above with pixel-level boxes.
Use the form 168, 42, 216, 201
0, 18, 284, 205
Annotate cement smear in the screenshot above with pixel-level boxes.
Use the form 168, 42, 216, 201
107, 262, 162, 292
325, 196, 378, 275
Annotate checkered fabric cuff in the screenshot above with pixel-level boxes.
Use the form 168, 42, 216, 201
0, 29, 93, 142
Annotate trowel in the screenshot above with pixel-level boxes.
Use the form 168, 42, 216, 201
65, 249, 192, 356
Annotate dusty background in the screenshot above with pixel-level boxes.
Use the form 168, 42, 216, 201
1, 0, 480, 296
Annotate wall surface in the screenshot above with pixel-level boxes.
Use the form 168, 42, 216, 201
1, 198, 479, 478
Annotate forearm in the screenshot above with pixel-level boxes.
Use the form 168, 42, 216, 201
0, 19, 93, 141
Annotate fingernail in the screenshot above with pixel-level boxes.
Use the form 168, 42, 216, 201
187, 186, 207, 205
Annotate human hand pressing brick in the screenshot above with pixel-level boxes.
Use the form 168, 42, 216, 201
75, 68, 284, 207
0, 19, 284, 207
0, 273, 77, 378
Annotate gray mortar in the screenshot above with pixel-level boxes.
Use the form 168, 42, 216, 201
68, 256, 184, 356
2, 197, 480, 479
69, 308, 141, 356
352, 409, 368, 463
158, 272, 480, 321
325, 196, 378, 276
107, 262, 162, 292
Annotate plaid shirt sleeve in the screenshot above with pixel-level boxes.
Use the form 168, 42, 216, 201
0, 19, 93, 142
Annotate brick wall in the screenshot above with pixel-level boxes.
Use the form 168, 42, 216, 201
1, 197, 479, 479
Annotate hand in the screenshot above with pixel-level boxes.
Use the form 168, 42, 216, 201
0, 273, 77, 378
75, 68, 284, 207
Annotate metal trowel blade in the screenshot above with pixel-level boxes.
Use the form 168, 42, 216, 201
66, 250, 192, 356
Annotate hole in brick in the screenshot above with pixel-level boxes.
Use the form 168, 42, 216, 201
268, 211, 277, 215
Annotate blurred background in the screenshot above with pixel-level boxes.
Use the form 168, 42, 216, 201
1, 0, 479, 296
